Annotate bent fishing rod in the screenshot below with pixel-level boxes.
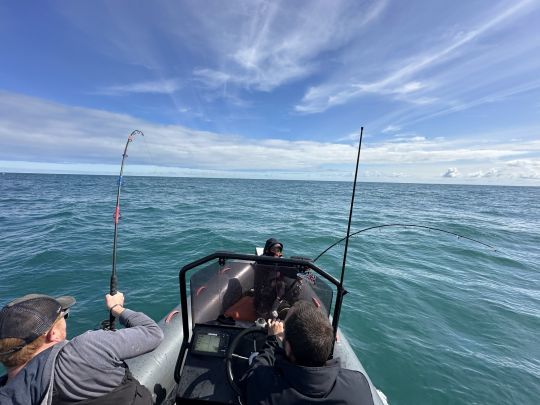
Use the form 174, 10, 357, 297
103, 130, 144, 331
313, 224, 497, 263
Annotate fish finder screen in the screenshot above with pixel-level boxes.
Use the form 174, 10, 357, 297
194, 333, 220, 353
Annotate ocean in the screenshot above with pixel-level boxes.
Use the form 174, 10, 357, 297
0, 173, 538, 404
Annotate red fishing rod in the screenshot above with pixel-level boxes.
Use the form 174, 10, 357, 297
103, 130, 144, 331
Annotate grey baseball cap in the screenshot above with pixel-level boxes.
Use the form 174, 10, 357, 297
0, 294, 75, 355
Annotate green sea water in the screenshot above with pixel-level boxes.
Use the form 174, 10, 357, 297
0, 173, 538, 404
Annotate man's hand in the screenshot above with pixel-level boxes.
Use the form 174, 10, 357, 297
267, 319, 284, 342
106, 292, 125, 317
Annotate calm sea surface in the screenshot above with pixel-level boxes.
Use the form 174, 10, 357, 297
0, 174, 538, 404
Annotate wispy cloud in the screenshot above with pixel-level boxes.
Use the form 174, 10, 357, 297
382, 125, 401, 133
295, 0, 537, 113
190, 0, 387, 92
95, 78, 182, 95
364, 136, 538, 164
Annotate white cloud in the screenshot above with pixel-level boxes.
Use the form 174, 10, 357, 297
295, 0, 537, 113
395, 81, 426, 94
466, 159, 540, 180
443, 168, 460, 178
468, 168, 499, 178
192, 69, 232, 88
382, 125, 401, 133
391, 134, 426, 142
507, 159, 540, 169
1, 91, 539, 185
188, 0, 387, 92
0, 91, 356, 172
95, 78, 182, 95
364, 136, 534, 164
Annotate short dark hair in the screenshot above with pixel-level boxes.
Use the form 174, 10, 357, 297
284, 300, 334, 366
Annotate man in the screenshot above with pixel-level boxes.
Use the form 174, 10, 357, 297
263, 238, 283, 257
242, 300, 375, 405
0, 292, 163, 404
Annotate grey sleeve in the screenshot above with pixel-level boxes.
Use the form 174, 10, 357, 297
63, 308, 163, 363
110, 308, 164, 359
54, 309, 164, 401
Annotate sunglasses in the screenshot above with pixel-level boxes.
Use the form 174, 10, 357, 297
270, 246, 282, 253
61, 309, 70, 319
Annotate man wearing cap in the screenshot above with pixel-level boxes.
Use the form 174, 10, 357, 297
0, 292, 163, 405
263, 238, 283, 257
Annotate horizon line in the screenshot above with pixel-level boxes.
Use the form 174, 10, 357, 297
1, 170, 537, 188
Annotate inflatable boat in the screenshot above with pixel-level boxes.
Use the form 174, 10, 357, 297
126, 250, 389, 404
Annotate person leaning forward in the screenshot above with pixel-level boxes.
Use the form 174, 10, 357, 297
0, 292, 163, 405
240, 300, 375, 405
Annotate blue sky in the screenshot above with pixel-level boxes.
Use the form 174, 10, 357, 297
1, 0, 539, 185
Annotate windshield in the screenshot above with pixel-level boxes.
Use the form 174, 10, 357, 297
189, 258, 334, 325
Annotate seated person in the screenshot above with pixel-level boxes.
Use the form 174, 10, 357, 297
241, 301, 374, 405
263, 238, 283, 257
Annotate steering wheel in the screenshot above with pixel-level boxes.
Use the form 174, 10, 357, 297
226, 326, 268, 399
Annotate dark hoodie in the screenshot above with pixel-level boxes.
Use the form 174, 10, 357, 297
263, 238, 283, 256
241, 336, 374, 405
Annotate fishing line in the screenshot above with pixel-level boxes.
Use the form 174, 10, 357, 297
140, 131, 160, 177
102, 130, 144, 331
313, 223, 497, 263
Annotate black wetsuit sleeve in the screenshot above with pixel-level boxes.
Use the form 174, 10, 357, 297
238, 335, 280, 397
252, 335, 280, 367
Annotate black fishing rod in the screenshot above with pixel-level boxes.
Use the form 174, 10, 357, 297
313, 223, 497, 263
103, 130, 144, 331
331, 127, 363, 335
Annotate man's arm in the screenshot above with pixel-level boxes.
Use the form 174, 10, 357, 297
248, 319, 283, 368
239, 318, 284, 397
95, 292, 164, 360
54, 293, 164, 401
58, 292, 163, 374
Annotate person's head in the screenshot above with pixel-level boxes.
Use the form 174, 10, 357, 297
263, 238, 283, 257
0, 294, 75, 369
283, 300, 334, 367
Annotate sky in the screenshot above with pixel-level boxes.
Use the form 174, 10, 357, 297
1, 0, 539, 185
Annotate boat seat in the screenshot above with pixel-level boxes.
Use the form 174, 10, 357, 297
224, 295, 257, 322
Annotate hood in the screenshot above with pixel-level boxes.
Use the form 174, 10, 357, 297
263, 238, 283, 256
276, 356, 341, 398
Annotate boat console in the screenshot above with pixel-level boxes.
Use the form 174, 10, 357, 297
176, 323, 266, 403
174, 252, 340, 404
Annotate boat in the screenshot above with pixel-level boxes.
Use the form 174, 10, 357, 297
125, 250, 389, 404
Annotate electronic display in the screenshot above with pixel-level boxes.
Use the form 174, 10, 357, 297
194, 333, 221, 353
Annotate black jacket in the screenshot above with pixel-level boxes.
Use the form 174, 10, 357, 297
241, 336, 375, 405
263, 238, 283, 256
